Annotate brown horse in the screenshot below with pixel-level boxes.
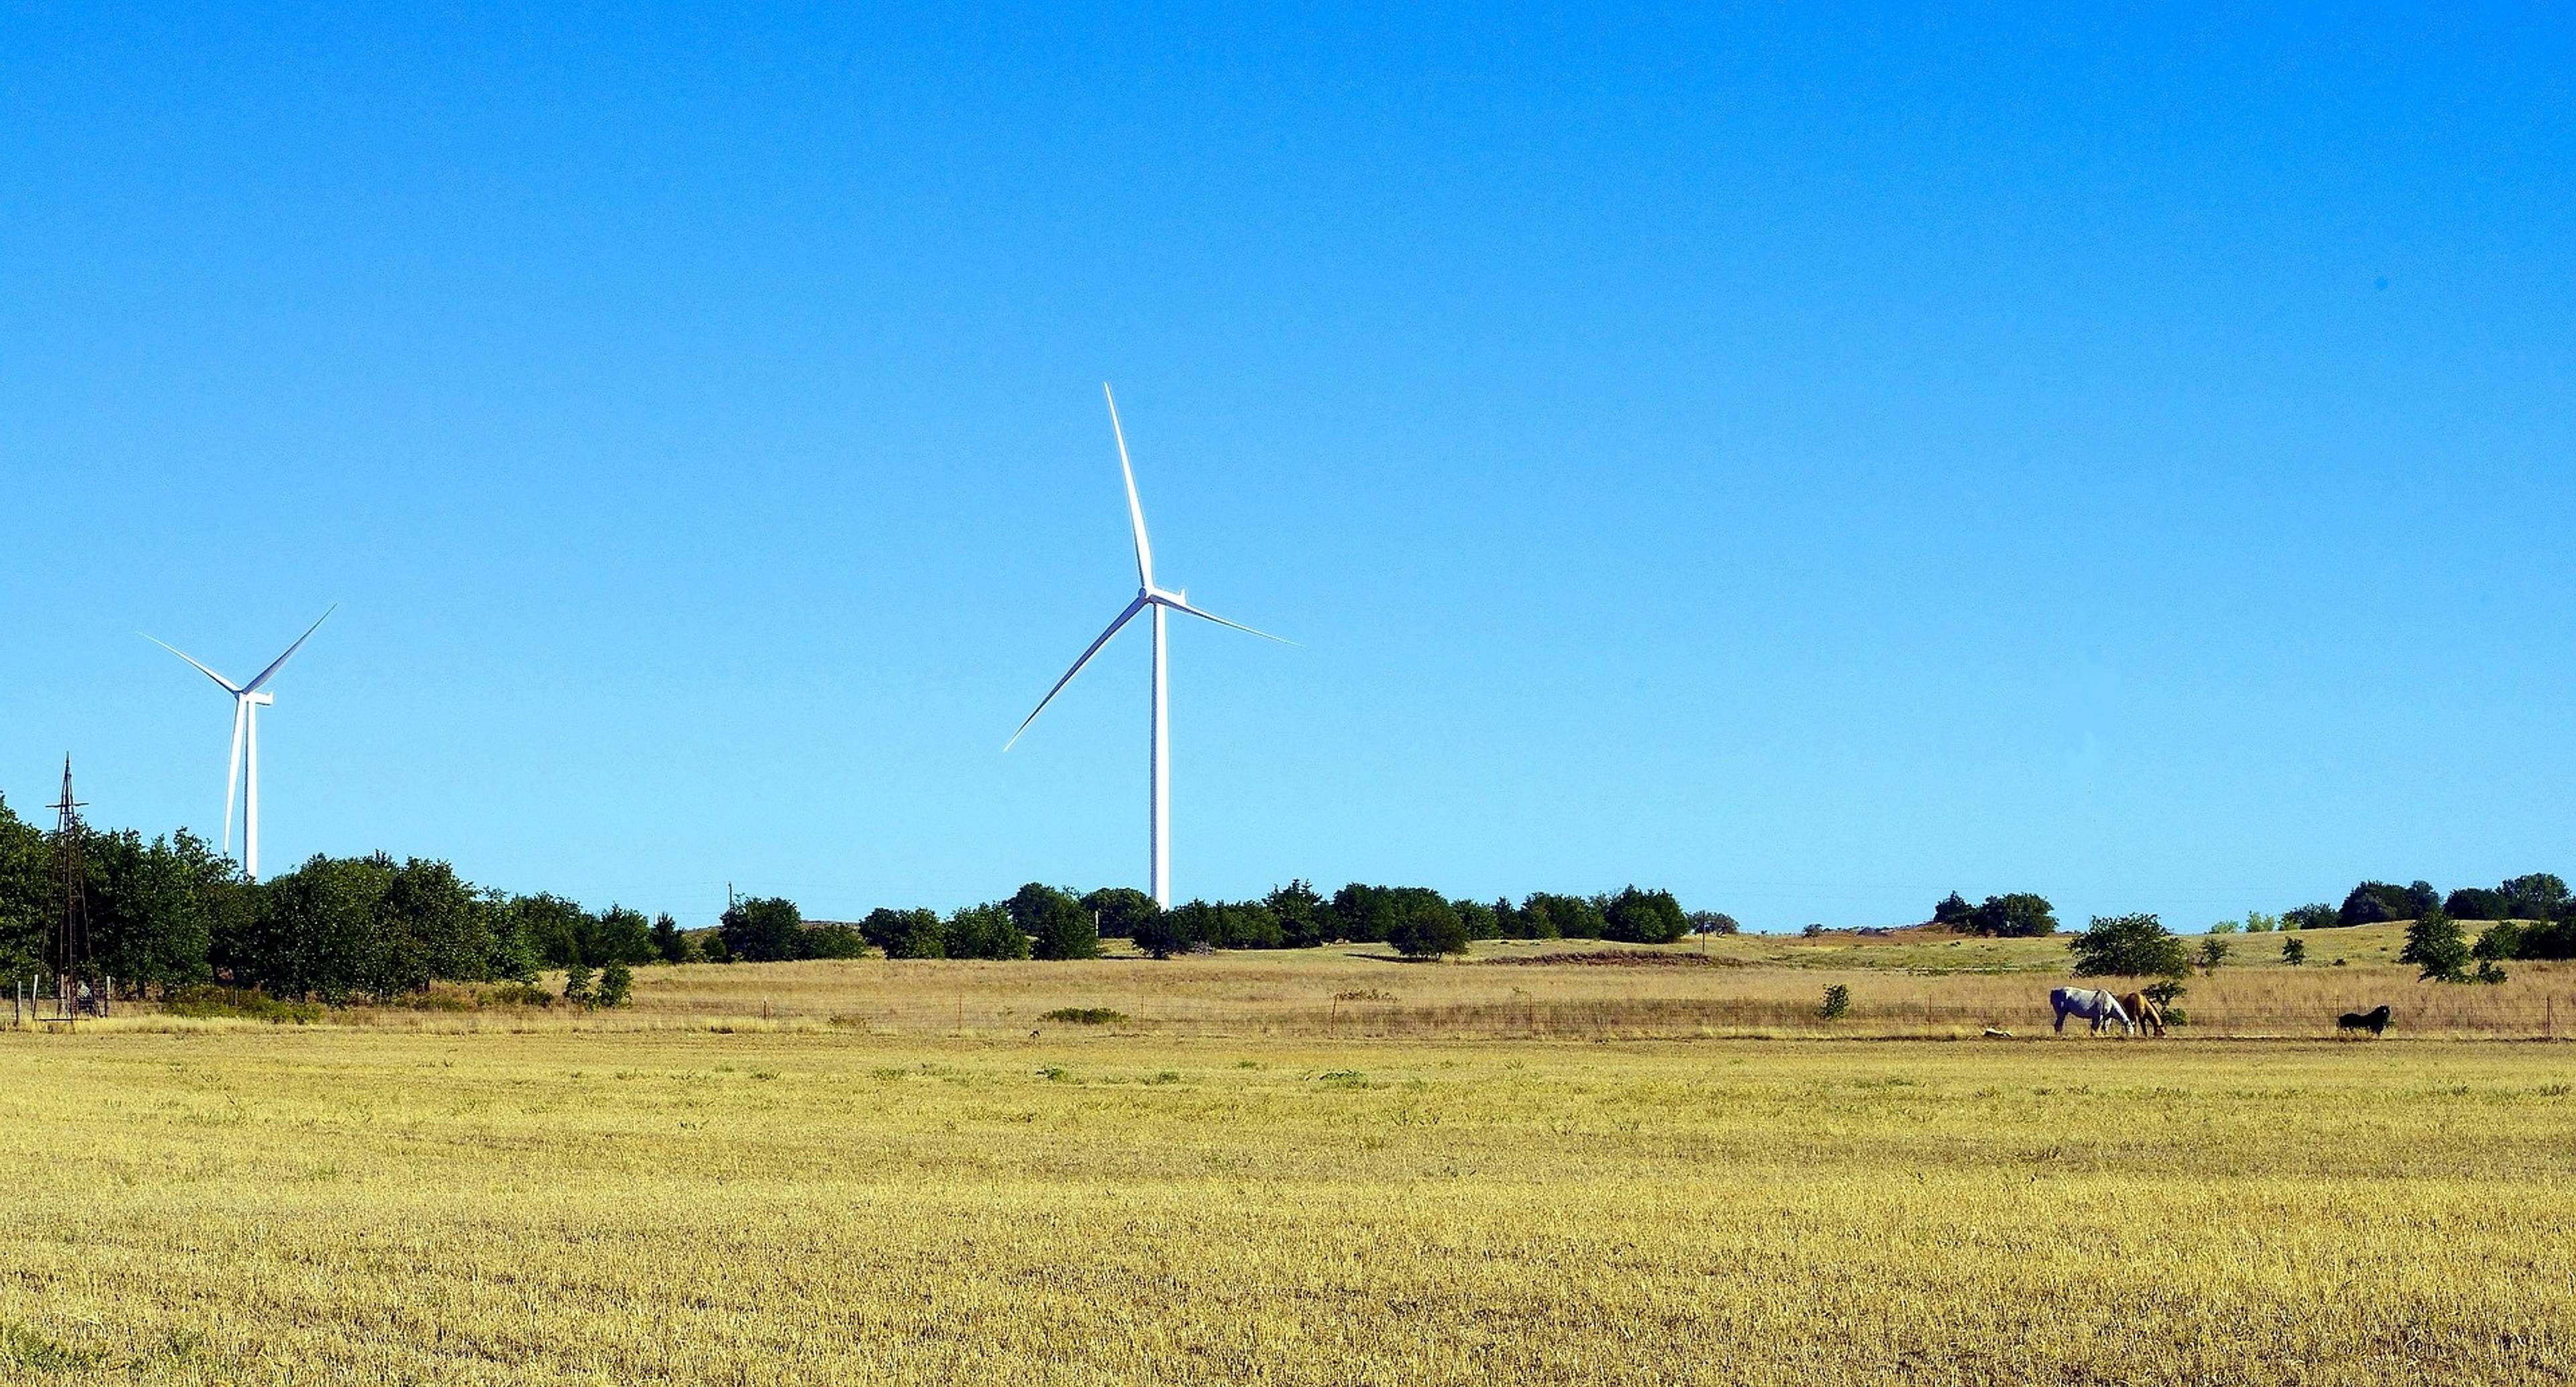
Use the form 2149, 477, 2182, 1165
2117, 991, 2165, 1037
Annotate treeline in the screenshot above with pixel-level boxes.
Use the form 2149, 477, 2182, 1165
2228, 873, 2576, 960
0, 799, 682, 1003
722, 883, 1715, 963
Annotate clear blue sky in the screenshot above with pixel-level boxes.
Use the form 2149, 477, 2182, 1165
5, 6, 2570, 930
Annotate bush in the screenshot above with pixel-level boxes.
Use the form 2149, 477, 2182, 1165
596, 960, 633, 1008
1931, 893, 1976, 926
697, 929, 733, 964
1819, 984, 1851, 1021
1265, 881, 1330, 948
2281, 936, 2306, 966
2400, 912, 2469, 983
2197, 937, 2231, 973
2243, 911, 2279, 934
483, 981, 555, 1008
1039, 1007, 1127, 1025
561, 961, 596, 1007
2068, 914, 2191, 978
802, 923, 871, 960
158, 985, 322, 1024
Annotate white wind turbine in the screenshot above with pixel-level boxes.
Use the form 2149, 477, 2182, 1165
1007, 385, 1287, 908
144, 607, 335, 881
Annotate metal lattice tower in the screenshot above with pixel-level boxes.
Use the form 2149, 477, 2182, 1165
50, 757, 89, 999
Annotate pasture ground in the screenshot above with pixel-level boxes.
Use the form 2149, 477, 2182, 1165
2, 1025, 2570, 1384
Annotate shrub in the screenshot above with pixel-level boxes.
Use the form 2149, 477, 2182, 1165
158, 985, 322, 1024
1819, 984, 1851, 1021
596, 960, 633, 1008
2208, 920, 2241, 934
2243, 911, 2279, 934
1039, 1007, 1127, 1025
561, 961, 596, 1007
484, 981, 555, 1008
2400, 913, 2469, 983
2197, 937, 2231, 973
2068, 914, 2190, 979
2281, 936, 2306, 966
697, 930, 733, 964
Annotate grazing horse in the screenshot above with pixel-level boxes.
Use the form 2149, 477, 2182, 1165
2116, 991, 2165, 1038
2337, 1004, 2392, 1036
2049, 987, 2132, 1036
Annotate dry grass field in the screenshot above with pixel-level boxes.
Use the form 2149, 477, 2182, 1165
61, 923, 2557, 1041
0, 1027, 2571, 1384
5, 936, 2571, 1384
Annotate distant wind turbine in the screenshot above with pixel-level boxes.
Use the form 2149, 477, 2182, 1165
144, 607, 336, 881
1007, 386, 1287, 908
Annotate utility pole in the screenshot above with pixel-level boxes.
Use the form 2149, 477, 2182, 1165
49, 759, 91, 1019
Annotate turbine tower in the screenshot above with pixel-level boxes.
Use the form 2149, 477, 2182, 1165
145, 607, 335, 881
1008, 386, 1286, 907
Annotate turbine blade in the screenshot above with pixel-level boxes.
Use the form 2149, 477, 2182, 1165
242, 604, 337, 693
1104, 383, 1154, 589
1155, 595, 1295, 645
143, 634, 244, 694
1006, 594, 1150, 750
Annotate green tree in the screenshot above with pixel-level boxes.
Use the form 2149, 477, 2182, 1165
2400, 912, 2469, 983
596, 958, 633, 1007
2197, 936, 2231, 972
1452, 897, 1501, 940
1931, 892, 1976, 926
946, 903, 1030, 960
1602, 886, 1688, 944
2499, 873, 2569, 920
1687, 911, 1741, 936
2281, 936, 2306, 966
2068, 914, 2190, 979
1080, 888, 1161, 941
1263, 881, 1328, 948
649, 913, 692, 964
697, 929, 733, 964
85, 829, 224, 991
719, 896, 804, 962
1010, 884, 1098, 960
1968, 893, 2057, 938
588, 905, 656, 965
1385, 893, 1468, 957
802, 923, 870, 959
2472, 922, 2524, 962
562, 959, 596, 1007
1519, 891, 1605, 940
2444, 888, 2508, 921
2283, 903, 2338, 932
861, 907, 948, 959
1819, 983, 1851, 1020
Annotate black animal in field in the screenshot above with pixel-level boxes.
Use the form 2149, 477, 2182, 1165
2336, 1004, 2392, 1036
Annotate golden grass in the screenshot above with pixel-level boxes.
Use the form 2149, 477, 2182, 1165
0, 1028, 2569, 1384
